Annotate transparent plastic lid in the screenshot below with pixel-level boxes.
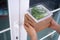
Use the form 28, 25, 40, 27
28, 4, 53, 23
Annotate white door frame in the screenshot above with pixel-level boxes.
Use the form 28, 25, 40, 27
8, 0, 29, 40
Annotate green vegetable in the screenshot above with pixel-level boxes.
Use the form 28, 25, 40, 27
31, 6, 48, 20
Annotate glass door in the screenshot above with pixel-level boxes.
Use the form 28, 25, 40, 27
0, 0, 10, 40
27, 0, 60, 40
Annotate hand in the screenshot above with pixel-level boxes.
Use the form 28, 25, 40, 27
50, 18, 60, 34
24, 14, 36, 25
24, 14, 37, 40
24, 14, 37, 31
24, 23, 37, 40
24, 14, 51, 32
50, 18, 60, 30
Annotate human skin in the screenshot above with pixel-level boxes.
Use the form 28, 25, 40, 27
24, 23, 37, 40
24, 14, 60, 40
24, 14, 52, 32
50, 18, 60, 34
24, 14, 37, 40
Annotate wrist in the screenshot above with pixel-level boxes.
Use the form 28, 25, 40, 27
53, 24, 60, 30
31, 35, 37, 40
55, 25, 60, 34
30, 33, 37, 40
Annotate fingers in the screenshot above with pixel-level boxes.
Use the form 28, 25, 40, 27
24, 23, 37, 39
25, 18, 35, 27
25, 14, 36, 27
24, 23, 30, 32
24, 22, 33, 29
24, 24, 29, 32
25, 14, 36, 24
24, 22, 34, 32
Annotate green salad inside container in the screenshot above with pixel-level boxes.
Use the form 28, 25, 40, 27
31, 6, 48, 20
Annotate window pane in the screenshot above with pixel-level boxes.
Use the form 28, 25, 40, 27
0, 0, 9, 31
0, 0, 11, 40
0, 31, 11, 40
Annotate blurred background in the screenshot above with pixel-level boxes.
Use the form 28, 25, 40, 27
0, 0, 60, 40
0, 0, 10, 40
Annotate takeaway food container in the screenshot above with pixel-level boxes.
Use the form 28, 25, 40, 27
25, 4, 53, 32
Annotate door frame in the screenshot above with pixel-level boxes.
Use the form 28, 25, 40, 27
8, 0, 29, 40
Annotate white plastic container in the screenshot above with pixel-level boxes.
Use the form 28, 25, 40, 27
27, 5, 53, 23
